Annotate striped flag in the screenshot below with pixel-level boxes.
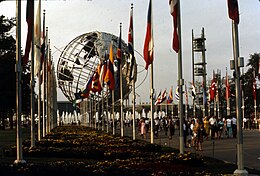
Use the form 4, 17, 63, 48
227, 0, 239, 24
22, 0, 34, 65
154, 91, 161, 105
191, 83, 196, 99
143, 0, 154, 70
169, 0, 179, 52
175, 87, 179, 102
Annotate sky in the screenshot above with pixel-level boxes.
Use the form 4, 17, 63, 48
1, 0, 260, 104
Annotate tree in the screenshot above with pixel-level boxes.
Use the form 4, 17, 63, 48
242, 53, 260, 118
0, 14, 31, 129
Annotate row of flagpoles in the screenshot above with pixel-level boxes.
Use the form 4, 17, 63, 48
15, 0, 249, 174
15, 0, 57, 164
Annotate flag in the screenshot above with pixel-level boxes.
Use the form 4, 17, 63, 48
22, 0, 34, 65
74, 92, 82, 104
227, 0, 239, 24
161, 90, 167, 102
98, 59, 107, 88
143, 0, 154, 70
128, 4, 135, 81
185, 83, 188, 105
225, 70, 231, 100
81, 74, 94, 99
253, 76, 256, 101
202, 81, 207, 105
209, 72, 216, 102
116, 25, 122, 88
169, 0, 179, 52
154, 91, 162, 105
167, 86, 173, 104
175, 87, 179, 102
91, 68, 102, 93
34, 0, 41, 76
104, 42, 115, 90
191, 83, 196, 99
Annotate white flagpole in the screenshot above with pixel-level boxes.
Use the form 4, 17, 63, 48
14, 0, 26, 164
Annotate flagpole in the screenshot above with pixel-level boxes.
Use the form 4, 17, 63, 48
112, 90, 115, 135
102, 89, 104, 131
130, 3, 136, 141
42, 9, 46, 138
231, 18, 248, 176
191, 30, 196, 118
253, 72, 257, 128
119, 23, 124, 137
177, 0, 184, 154
30, 1, 35, 148
106, 88, 109, 133
149, 0, 155, 144
14, 0, 26, 164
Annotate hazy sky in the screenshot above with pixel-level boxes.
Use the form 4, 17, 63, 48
1, 0, 260, 103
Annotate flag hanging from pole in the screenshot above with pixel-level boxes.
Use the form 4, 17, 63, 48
34, 0, 41, 77
81, 73, 94, 99
227, 0, 239, 24
23, 0, 34, 65
91, 68, 102, 93
225, 70, 231, 100
191, 83, 196, 99
98, 59, 107, 89
104, 42, 115, 90
167, 86, 173, 104
169, 0, 179, 53
209, 72, 216, 102
116, 25, 122, 88
154, 91, 161, 105
185, 83, 188, 105
143, 0, 154, 70
175, 87, 179, 102
128, 4, 135, 81
202, 81, 207, 105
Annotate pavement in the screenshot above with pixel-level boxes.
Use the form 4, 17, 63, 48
121, 125, 260, 172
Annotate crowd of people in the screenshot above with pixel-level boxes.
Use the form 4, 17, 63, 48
136, 115, 254, 151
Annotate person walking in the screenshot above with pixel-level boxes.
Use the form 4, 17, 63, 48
196, 121, 205, 151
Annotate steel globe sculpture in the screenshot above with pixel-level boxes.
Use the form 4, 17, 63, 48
57, 31, 136, 103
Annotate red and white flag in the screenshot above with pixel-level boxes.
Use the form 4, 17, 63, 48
143, 0, 154, 70
169, 0, 179, 53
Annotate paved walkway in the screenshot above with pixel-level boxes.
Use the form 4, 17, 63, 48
121, 126, 260, 171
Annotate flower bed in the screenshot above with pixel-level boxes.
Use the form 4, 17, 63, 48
1, 126, 259, 175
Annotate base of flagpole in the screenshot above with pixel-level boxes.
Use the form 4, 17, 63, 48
233, 169, 248, 176
14, 159, 26, 165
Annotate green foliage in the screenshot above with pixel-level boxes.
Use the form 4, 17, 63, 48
0, 15, 31, 127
